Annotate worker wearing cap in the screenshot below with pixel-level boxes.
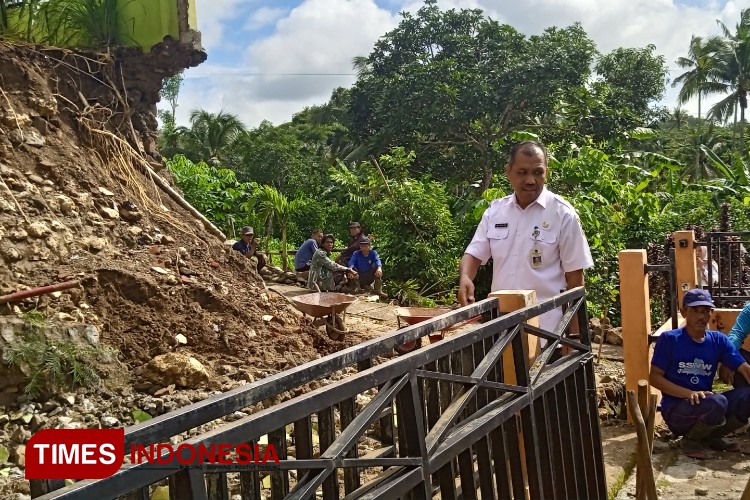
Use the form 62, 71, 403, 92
458, 141, 593, 336
338, 222, 369, 265
232, 226, 266, 272
650, 289, 750, 458
347, 238, 388, 300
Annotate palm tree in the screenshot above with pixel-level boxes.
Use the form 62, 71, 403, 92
673, 35, 724, 121
707, 10, 750, 147
244, 185, 305, 271
176, 109, 246, 165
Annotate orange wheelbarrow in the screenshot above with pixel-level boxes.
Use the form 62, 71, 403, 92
291, 292, 357, 341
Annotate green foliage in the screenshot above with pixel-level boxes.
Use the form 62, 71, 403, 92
131, 408, 152, 423
3, 332, 114, 397
0, 0, 139, 47
166, 155, 257, 237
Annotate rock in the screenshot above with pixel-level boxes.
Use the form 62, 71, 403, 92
55, 312, 75, 322
161, 235, 175, 244
60, 394, 76, 406
695, 488, 708, 497
151, 266, 171, 275
8, 228, 28, 241
143, 353, 210, 389
100, 207, 119, 220
42, 400, 60, 413
57, 416, 73, 425
28, 174, 45, 185
128, 226, 143, 236
166, 275, 180, 285
55, 195, 76, 215
148, 245, 162, 255
100, 416, 120, 429
179, 267, 198, 277
593, 334, 602, 344
605, 328, 623, 346
1, 245, 23, 261
27, 221, 50, 238
153, 384, 175, 397
262, 315, 274, 322
9, 128, 45, 147
175, 334, 187, 345
98, 187, 115, 197
13, 444, 26, 467
38, 159, 57, 169
119, 208, 143, 222
178, 247, 189, 258
0, 414, 9, 425
81, 236, 107, 252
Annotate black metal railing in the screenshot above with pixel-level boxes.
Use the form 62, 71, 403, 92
703, 231, 750, 307
33, 287, 606, 500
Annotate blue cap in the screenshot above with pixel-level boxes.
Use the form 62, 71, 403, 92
683, 289, 715, 308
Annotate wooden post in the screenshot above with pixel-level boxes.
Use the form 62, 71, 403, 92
627, 390, 658, 500
489, 289, 541, 383
674, 230, 698, 308
619, 250, 652, 424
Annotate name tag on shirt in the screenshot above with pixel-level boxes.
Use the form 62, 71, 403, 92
495, 223, 508, 228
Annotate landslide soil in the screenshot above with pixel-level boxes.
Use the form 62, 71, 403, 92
0, 41, 360, 381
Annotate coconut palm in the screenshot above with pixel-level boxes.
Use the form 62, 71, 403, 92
707, 10, 750, 138
176, 109, 246, 166
672, 35, 724, 120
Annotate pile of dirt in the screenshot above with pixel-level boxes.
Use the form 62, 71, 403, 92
0, 40, 351, 385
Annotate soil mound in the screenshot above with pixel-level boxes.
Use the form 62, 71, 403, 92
0, 41, 346, 380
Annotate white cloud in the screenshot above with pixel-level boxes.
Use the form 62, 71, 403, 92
245, 7, 288, 31
193, 0, 249, 51
174, 0, 750, 128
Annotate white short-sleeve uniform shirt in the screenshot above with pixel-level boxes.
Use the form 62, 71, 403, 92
465, 187, 594, 333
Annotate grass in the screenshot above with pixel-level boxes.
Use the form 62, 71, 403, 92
3, 330, 116, 397
607, 451, 637, 500
712, 379, 733, 393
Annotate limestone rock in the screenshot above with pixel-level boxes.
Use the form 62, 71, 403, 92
81, 236, 107, 252
143, 353, 210, 389
27, 221, 50, 238
8, 229, 28, 241
100, 207, 119, 220
605, 327, 623, 346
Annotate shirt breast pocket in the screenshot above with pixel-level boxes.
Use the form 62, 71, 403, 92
533, 230, 558, 245
487, 227, 510, 240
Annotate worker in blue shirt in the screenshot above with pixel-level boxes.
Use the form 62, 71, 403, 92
294, 229, 323, 274
347, 238, 387, 300
721, 301, 750, 387
650, 289, 750, 458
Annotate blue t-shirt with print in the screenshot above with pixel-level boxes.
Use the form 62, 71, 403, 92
651, 327, 746, 411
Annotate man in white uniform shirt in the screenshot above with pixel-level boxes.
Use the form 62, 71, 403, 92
458, 141, 594, 337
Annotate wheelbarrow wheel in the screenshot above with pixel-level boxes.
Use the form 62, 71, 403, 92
394, 337, 422, 356
325, 316, 347, 341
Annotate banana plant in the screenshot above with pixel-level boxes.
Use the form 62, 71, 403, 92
700, 145, 750, 203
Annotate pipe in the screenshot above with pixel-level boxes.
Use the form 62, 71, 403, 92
0, 280, 81, 304
143, 164, 227, 242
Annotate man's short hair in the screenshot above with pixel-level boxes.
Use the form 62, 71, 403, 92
508, 140, 549, 166
312, 229, 323, 235
322, 234, 335, 245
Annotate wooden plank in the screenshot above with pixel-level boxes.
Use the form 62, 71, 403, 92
490, 426, 512, 500
619, 249, 652, 424
454, 348, 477, 500
169, 469, 207, 500
239, 439, 261, 500
339, 397, 361, 495
269, 427, 289, 499
205, 472, 228, 500
318, 407, 339, 500
674, 230, 698, 308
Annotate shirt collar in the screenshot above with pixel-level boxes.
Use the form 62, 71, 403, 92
512, 186, 549, 209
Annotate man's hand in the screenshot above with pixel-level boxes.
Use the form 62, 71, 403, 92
375, 268, 383, 278
719, 364, 735, 385
458, 275, 475, 306
687, 391, 712, 405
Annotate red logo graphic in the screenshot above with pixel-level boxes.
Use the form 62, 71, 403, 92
26, 429, 124, 479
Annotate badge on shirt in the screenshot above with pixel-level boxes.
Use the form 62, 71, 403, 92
530, 248, 543, 268
541, 221, 550, 229
495, 223, 508, 228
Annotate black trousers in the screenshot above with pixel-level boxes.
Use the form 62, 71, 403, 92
734, 348, 750, 388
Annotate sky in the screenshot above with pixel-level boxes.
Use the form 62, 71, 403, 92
168, 0, 750, 129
